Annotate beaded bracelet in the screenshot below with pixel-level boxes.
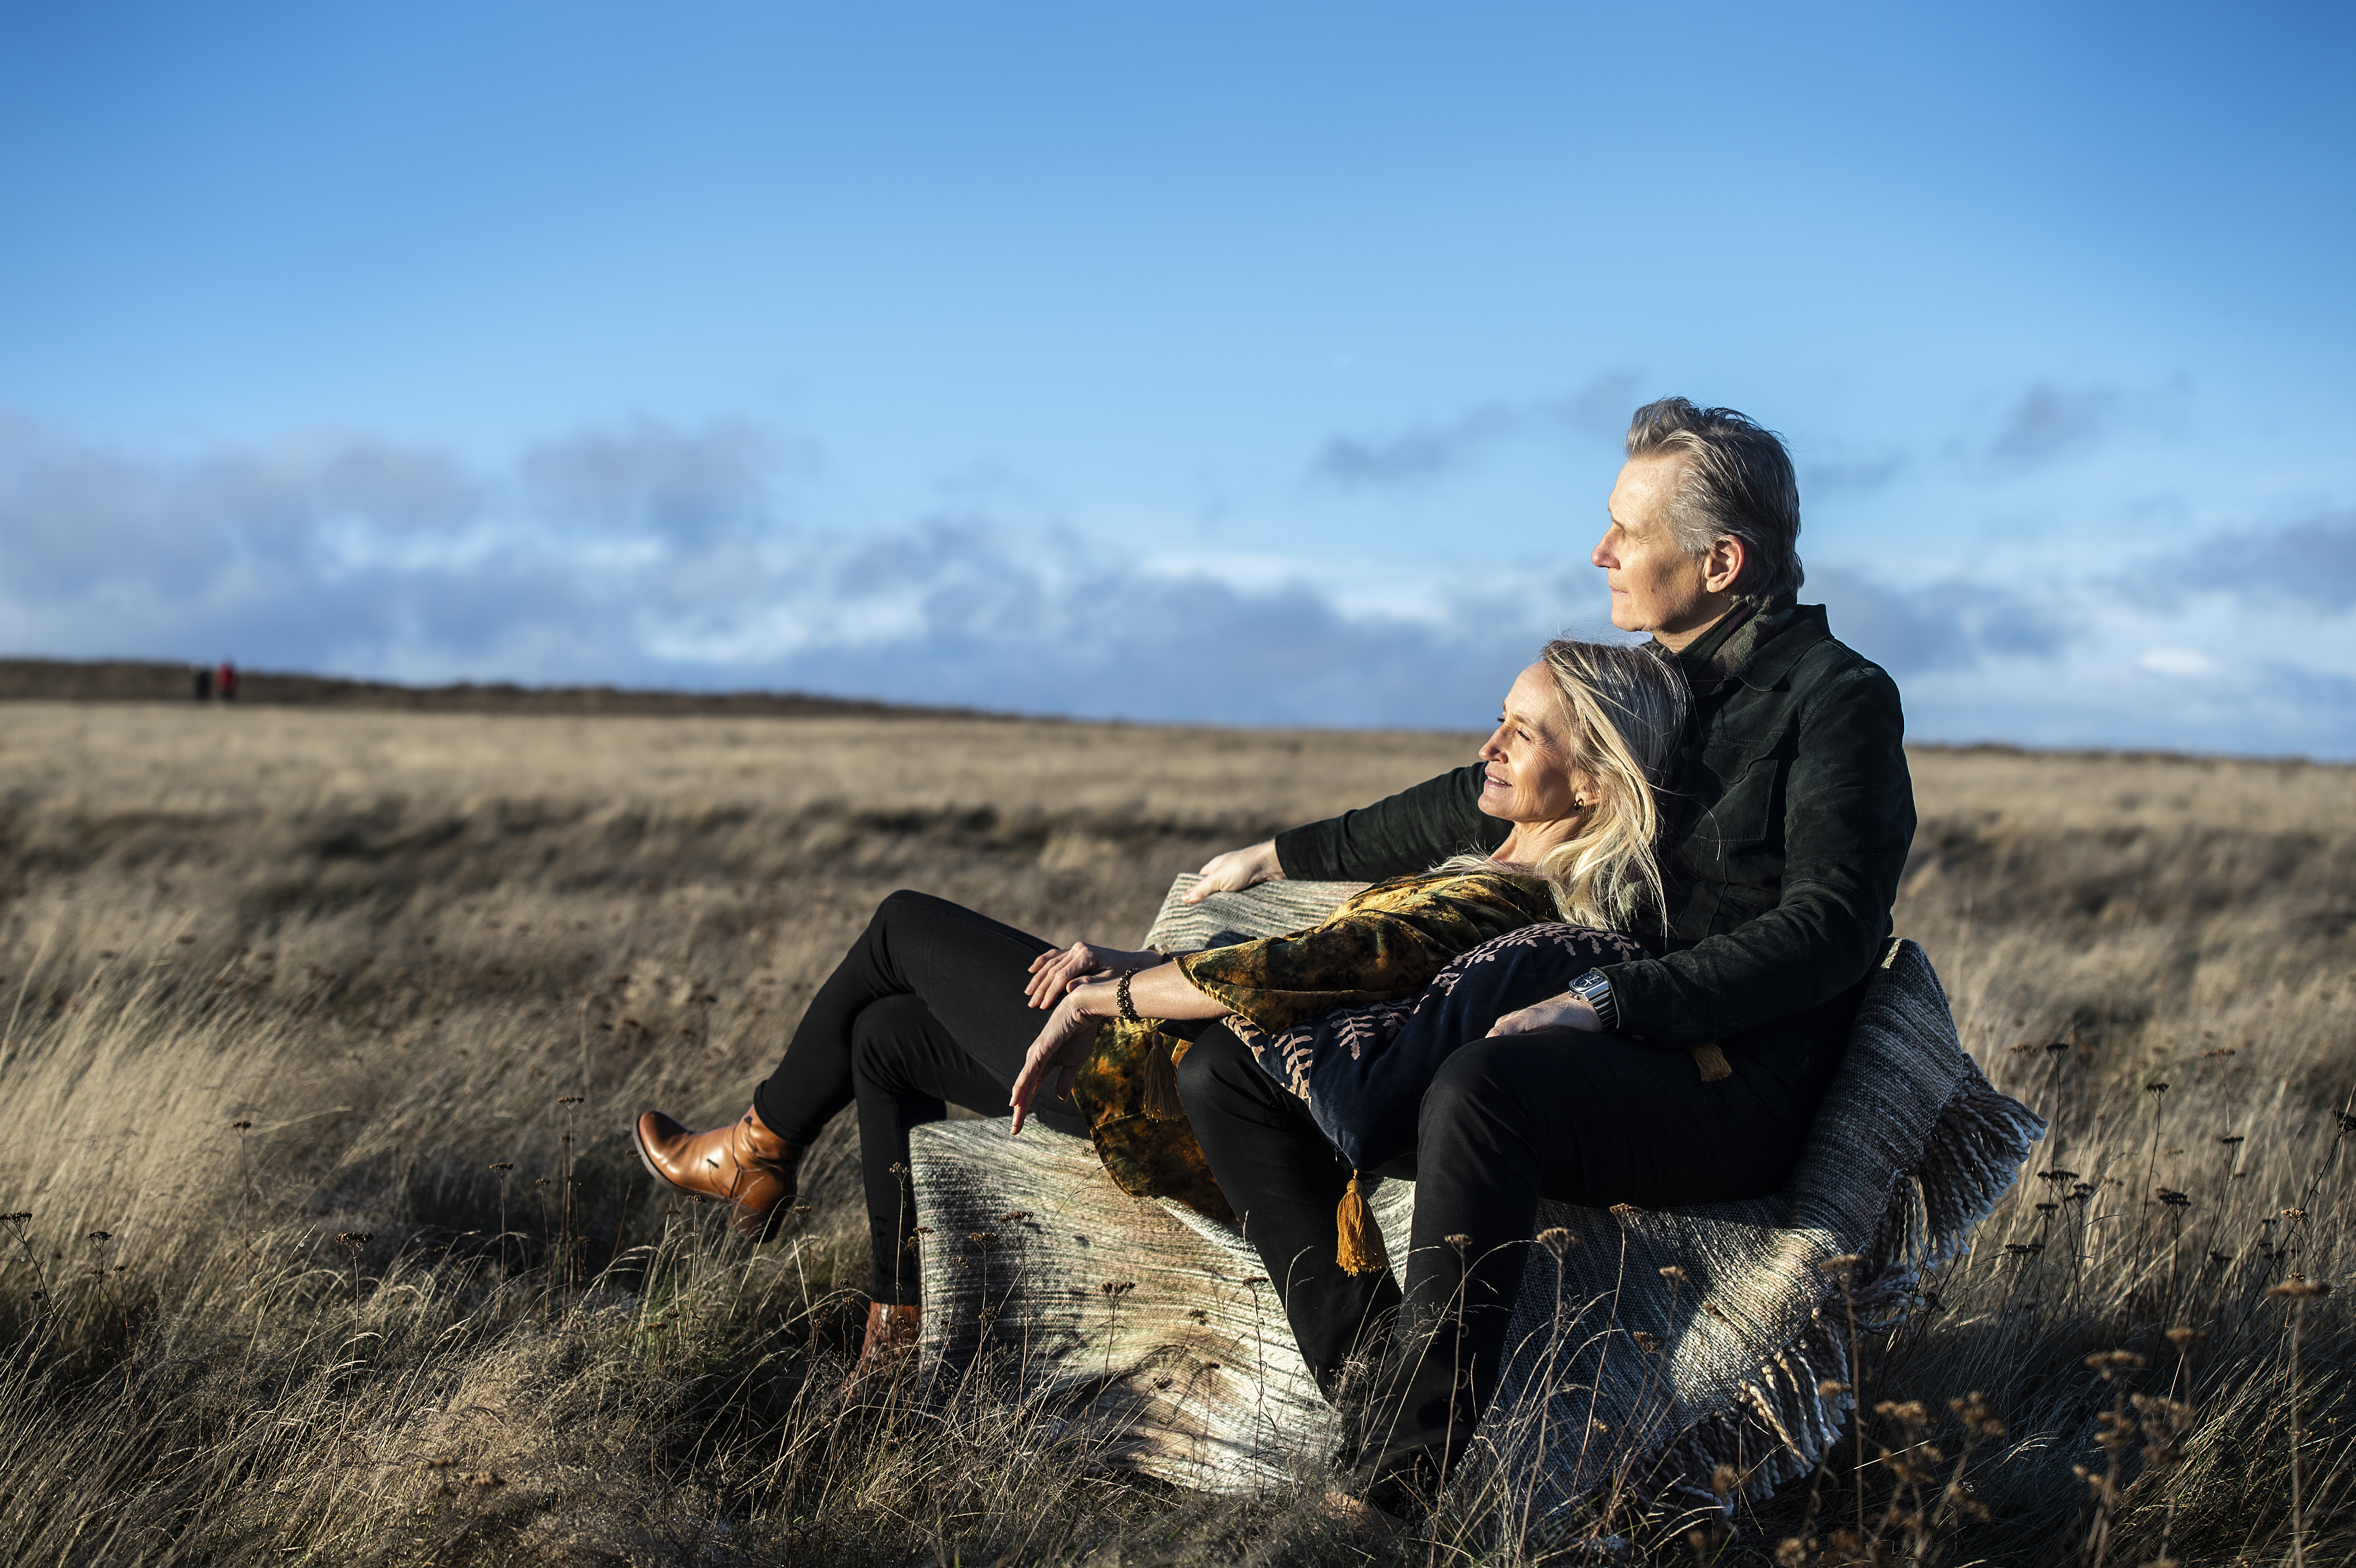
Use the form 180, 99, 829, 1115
1115, 966, 1142, 1023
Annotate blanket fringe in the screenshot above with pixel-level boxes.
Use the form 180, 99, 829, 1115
1626, 1061, 2045, 1508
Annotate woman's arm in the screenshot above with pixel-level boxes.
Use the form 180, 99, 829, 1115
1023, 941, 1165, 1009
1006, 962, 1230, 1135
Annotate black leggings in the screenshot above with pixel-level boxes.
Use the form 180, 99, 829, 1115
1178, 1021, 1833, 1485
753, 890, 1087, 1303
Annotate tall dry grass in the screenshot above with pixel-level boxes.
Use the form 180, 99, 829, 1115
0, 703, 2349, 1564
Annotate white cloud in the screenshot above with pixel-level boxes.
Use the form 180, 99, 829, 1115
2138, 647, 2215, 678
2, 411, 2351, 755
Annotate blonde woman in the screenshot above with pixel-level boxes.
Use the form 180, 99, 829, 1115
639, 638, 1684, 1395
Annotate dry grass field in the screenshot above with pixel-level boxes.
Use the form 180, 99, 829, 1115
1, 699, 2351, 1565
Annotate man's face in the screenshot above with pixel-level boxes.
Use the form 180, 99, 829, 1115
1592, 454, 1721, 639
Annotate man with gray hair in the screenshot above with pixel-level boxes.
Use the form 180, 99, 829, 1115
1175, 395, 1917, 1511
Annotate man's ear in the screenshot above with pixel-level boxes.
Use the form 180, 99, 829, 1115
1702, 535, 1747, 596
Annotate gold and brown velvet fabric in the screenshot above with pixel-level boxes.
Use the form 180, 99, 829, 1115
1069, 870, 1559, 1217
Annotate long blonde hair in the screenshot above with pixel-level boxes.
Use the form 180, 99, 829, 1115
1444, 638, 1690, 930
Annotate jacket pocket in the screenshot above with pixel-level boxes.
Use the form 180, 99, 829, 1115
1689, 748, 1783, 865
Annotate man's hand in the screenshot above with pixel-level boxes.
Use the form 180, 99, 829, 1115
1485, 991, 1603, 1037
1024, 941, 1160, 1010
1008, 984, 1113, 1136
1183, 840, 1284, 904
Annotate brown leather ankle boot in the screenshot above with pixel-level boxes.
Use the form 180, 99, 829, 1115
835, 1301, 923, 1402
631, 1104, 803, 1239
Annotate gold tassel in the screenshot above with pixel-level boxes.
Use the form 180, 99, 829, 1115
1690, 1042, 1734, 1082
1142, 1033, 1186, 1122
1336, 1171, 1390, 1275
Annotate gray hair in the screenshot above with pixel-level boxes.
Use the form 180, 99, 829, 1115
1624, 397, 1804, 608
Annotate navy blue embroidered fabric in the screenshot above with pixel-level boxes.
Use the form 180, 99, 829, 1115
1239, 923, 1650, 1169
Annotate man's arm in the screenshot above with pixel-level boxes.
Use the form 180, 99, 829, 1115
1602, 660, 1915, 1041
1272, 761, 1505, 882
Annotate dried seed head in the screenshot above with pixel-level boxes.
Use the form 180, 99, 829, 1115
999, 1210, 1033, 1223
1818, 1379, 1850, 1399
1949, 1391, 2006, 1438
2165, 1326, 2207, 1347
2156, 1189, 2192, 1208
556, 1096, 583, 1105
1240, 1276, 1268, 1287
1630, 1330, 1659, 1352
87, 1230, 111, 1243
2268, 1276, 2328, 1299
1709, 1463, 1742, 1499
1445, 1233, 1473, 1251
1874, 1399, 1931, 1427
230, 1120, 253, 1131
1658, 1264, 1688, 1282
336, 1231, 373, 1250
2281, 1208, 2309, 1222
2084, 1349, 2147, 1377
1536, 1226, 1577, 1256
1817, 1253, 1862, 1278
2146, 1080, 2170, 1093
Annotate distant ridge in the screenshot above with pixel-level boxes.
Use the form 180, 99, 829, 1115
0, 657, 989, 720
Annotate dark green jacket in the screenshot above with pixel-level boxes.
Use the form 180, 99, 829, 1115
1271, 604, 1916, 1049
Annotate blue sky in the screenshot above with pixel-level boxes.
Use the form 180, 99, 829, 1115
2, 3, 2352, 751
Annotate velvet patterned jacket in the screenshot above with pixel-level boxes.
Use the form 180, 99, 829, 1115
1069, 869, 1558, 1219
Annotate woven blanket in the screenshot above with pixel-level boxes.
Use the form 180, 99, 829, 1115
912, 876, 2044, 1516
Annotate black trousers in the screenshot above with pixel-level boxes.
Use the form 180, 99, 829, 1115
753, 890, 1088, 1303
1178, 1022, 1832, 1486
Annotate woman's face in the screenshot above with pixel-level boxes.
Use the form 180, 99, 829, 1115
1476, 663, 1592, 824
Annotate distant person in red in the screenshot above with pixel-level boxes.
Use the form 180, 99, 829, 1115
217, 661, 239, 702
193, 664, 213, 702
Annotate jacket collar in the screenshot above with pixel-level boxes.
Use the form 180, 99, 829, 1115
1732, 602, 1831, 691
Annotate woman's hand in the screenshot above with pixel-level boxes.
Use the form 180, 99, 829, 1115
1025, 942, 1161, 1010
1182, 840, 1283, 903
1484, 990, 1602, 1037
1008, 982, 1116, 1136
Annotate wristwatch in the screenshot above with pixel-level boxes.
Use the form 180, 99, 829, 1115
1567, 969, 1618, 1033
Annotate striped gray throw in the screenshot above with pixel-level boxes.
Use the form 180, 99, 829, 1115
908, 877, 2043, 1526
